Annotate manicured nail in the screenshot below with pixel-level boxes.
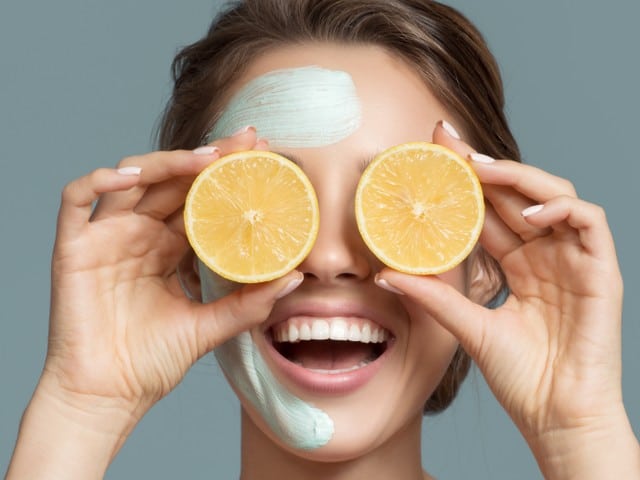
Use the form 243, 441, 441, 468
117, 166, 142, 176
231, 125, 256, 137
276, 272, 304, 299
193, 146, 220, 155
469, 153, 495, 164
440, 120, 461, 140
375, 275, 405, 295
521, 204, 545, 217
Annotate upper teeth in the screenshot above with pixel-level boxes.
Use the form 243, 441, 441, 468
272, 317, 389, 344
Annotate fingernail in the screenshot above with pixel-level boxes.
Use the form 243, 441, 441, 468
256, 138, 270, 148
193, 146, 220, 155
469, 153, 495, 164
276, 272, 304, 299
231, 125, 256, 137
440, 120, 461, 140
521, 204, 545, 217
117, 166, 142, 176
375, 275, 405, 295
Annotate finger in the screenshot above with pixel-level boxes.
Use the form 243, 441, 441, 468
254, 138, 270, 151
165, 207, 187, 236
432, 122, 567, 243
57, 168, 142, 242
431, 120, 477, 158
469, 158, 578, 202
189, 270, 304, 356
133, 131, 267, 220
375, 269, 490, 360
483, 185, 552, 242
94, 127, 260, 220
478, 201, 523, 262
432, 120, 578, 202
130, 155, 216, 221
433, 123, 543, 238
521, 197, 617, 259
91, 149, 218, 220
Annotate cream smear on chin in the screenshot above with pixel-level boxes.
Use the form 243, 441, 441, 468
206, 66, 361, 148
200, 264, 334, 450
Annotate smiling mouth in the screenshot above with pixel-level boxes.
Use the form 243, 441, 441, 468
270, 317, 391, 374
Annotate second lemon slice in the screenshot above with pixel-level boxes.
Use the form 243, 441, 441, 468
355, 142, 485, 275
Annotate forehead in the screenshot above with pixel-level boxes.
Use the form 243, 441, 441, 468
208, 65, 361, 147
212, 43, 451, 148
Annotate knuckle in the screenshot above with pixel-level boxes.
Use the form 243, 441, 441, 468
230, 287, 253, 319
558, 178, 577, 196
232, 285, 272, 322
117, 155, 142, 168
88, 167, 109, 182
60, 181, 78, 203
61, 168, 110, 204
552, 193, 574, 208
590, 203, 607, 221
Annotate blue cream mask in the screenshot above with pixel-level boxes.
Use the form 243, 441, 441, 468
203, 66, 362, 450
206, 66, 361, 148
201, 264, 333, 450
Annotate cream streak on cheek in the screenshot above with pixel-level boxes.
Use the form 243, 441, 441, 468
206, 66, 361, 148
200, 252, 335, 450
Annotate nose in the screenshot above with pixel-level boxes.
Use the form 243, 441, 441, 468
298, 182, 371, 284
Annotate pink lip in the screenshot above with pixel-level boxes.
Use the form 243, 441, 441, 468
260, 299, 396, 395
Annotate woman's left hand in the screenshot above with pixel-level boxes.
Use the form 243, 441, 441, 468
377, 123, 640, 478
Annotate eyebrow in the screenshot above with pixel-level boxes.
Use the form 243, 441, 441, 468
273, 150, 378, 173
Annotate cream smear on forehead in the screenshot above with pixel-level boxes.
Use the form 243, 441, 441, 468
200, 264, 334, 450
206, 66, 361, 147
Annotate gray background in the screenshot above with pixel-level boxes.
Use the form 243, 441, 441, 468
1, 0, 638, 478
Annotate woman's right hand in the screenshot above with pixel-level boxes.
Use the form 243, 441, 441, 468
40, 127, 302, 428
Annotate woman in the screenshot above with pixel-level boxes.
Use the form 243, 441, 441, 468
7, 0, 640, 478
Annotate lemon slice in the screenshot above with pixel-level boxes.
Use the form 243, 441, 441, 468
355, 142, 484, 274
185, 150, 319, 283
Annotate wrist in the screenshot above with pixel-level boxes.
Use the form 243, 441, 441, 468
526, 409, 640, 479
6, 374, 141, 479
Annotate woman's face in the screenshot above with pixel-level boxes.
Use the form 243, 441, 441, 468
203, 43, 467, 461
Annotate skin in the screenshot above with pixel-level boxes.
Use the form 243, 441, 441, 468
6, 43, 640, 479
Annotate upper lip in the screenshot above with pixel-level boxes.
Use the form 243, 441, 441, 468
264, 297, 398, 338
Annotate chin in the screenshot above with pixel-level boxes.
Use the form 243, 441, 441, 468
241, 399, 419, 464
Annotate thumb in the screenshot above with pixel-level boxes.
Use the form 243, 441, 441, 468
377, 269, 489, 359
190, 271, 303, 358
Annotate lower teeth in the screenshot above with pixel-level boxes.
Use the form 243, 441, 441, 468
295, 361, 371, 374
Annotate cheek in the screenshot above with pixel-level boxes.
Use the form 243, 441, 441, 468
401, 266, 467, 391
405, 263, 468, 361
405, 301, 459, 380
438, 263, 468, 294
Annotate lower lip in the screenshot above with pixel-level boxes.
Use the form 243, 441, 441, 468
263, 335, 393, 395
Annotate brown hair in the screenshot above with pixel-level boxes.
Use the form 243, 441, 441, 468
158, 0, 518, 414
